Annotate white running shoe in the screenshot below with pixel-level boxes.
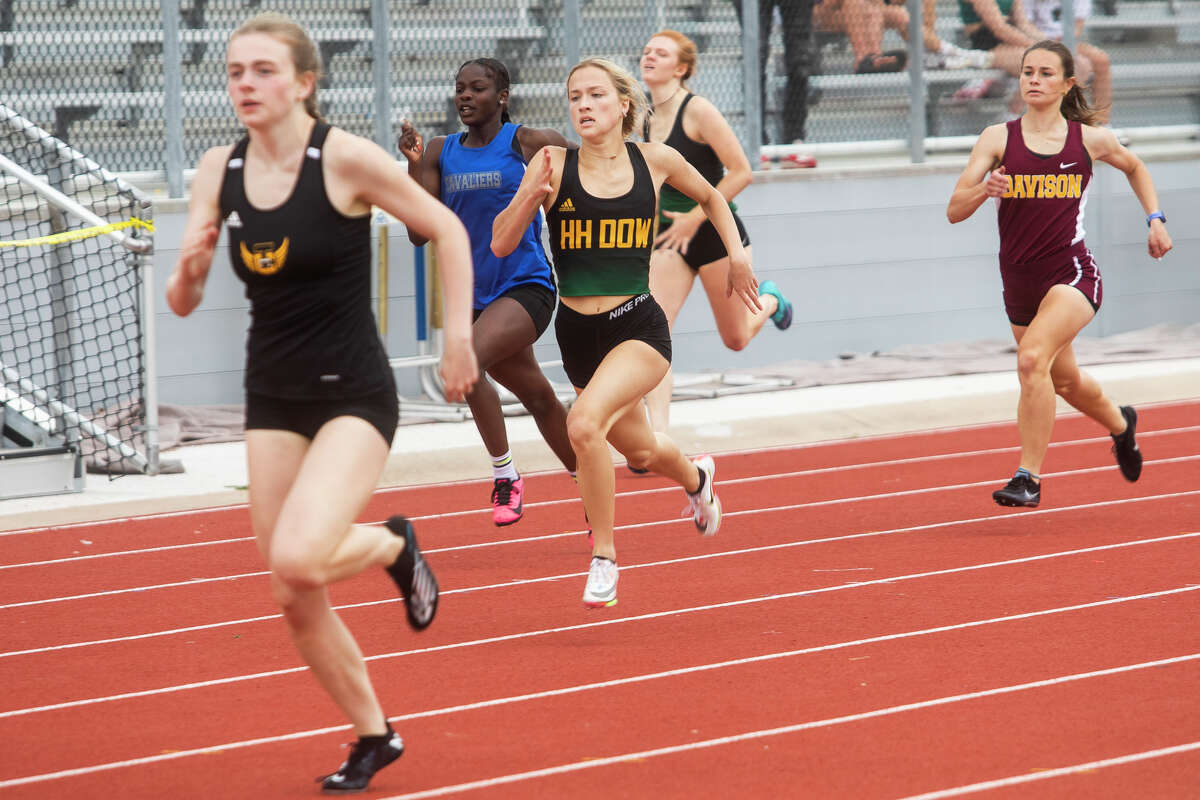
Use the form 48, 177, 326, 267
940, 43, 995, 70
683, 455, 722, 536
583, 556, 618, 608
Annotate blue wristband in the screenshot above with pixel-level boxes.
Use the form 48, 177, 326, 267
1147, 211, 1166, 227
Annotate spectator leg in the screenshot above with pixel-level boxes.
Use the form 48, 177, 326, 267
777, 0, 817, 142
733, 0, 778, 143
1077, 43, 1112, 124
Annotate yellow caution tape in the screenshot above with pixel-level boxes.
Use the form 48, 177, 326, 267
0, 217, 154, 248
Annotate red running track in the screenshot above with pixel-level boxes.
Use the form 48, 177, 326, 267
1, 399, 1198, 799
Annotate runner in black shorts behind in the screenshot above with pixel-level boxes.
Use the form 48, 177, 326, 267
640, 30, 795, 438
493, 57, 764, 609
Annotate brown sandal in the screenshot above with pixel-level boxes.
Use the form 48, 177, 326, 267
854, 50, 908, 74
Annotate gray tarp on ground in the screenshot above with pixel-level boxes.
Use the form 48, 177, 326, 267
152, 322, 1200, 451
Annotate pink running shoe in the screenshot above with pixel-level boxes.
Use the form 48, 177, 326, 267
491, 476, 524, 526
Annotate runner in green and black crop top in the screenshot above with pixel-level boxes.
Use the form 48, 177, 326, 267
492, 57, 761, 611
639, 30, 794, 440
958, 0, 1041, 84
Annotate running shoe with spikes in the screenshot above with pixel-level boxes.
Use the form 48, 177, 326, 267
759, 279, 793, 330
1111, 405, 1142, 482
317, 725, 405, 794
582, 555, 618, 608
491, 476, 524, 526
993, 471, 1041, 507
383, 516, 439, 630
683, 455, 722, 536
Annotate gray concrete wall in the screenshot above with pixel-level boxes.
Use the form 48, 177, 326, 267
149, 148, 1200, 405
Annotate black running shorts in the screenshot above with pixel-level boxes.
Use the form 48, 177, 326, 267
473, 281, 556, 339
655, 212, 750, 271
554, 293, 672, 388
245, 383, 399, 445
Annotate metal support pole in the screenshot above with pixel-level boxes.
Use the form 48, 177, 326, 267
1062, 0, 1076, 52
161, 0, 186, 198
136, 204, 160, 474
44, 147, 76, 448
646, 0, 665, 39
370, 0, 394, 151
907, 0, 926, 163
563, 0, 582, 143
741, 0, 762, 166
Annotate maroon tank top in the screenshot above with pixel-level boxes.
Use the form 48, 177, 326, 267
997, 118, 1092, 266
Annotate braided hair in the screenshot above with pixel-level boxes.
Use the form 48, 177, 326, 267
457, 58, 512, 123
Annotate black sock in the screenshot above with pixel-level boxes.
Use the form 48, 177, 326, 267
360, 722, 394, 744
691, 466, 706, 496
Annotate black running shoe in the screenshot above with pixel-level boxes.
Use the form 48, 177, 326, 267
384, 516, 439, 631
318, 727, 405, 794
993, 473, 1041, 507
1111, 405, 1142, 482
628, 465, 650, 475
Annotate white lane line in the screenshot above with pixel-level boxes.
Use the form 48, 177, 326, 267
5, 451, 1198, 576
4, 421, 1197, 539
3, 487, 1198, 653
4, 641, 1197, 791
2, 532, 1197, 718
896, 741, 1200, 799
372, 654, 1200, 800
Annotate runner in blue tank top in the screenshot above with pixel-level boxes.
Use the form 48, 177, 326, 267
165, 13, 477, 793
948, 40, 1171, 509
400, 59, 577, 527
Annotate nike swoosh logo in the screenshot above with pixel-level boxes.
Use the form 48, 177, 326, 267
1060, 161, 1077, 169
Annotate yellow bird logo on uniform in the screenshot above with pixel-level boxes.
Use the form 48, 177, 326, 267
240, 237, 290, 275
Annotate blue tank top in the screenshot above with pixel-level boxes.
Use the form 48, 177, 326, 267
438, 122, 554, 309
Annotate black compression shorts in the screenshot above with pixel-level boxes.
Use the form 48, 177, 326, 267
245, 383, 399, 446
474, 281, 556, 339
554, 293, 672, 388
655, 212, 750, 271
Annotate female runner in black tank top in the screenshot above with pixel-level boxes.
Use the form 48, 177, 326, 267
639, 30, 794, 438
493, 58, 762, 610
165, 13, 478, 793
948, 40, 1171, 509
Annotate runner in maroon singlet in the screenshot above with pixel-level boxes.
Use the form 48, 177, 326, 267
947, 40, 1172, 509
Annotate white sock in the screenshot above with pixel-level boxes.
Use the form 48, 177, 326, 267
492, 450, 519, 481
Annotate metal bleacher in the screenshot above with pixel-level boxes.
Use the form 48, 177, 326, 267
0, 0, 1197, 168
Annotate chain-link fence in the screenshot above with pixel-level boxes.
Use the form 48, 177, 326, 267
0, 105, 158, 478
0, 0, 1197, 183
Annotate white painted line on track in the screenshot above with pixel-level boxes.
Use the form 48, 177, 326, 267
896, 740, 1200, 799
3, 487, 1198, 653
2, 532, 1197, 719
372, 655, 1200, 800
3, 420, 1196, 538
4, 451, 1197, 576
4, 641, 1197, 791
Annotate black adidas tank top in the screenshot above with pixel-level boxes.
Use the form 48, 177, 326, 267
546, 142, 657, 297
645, 93, 734, 219
219, 122, 390, 399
